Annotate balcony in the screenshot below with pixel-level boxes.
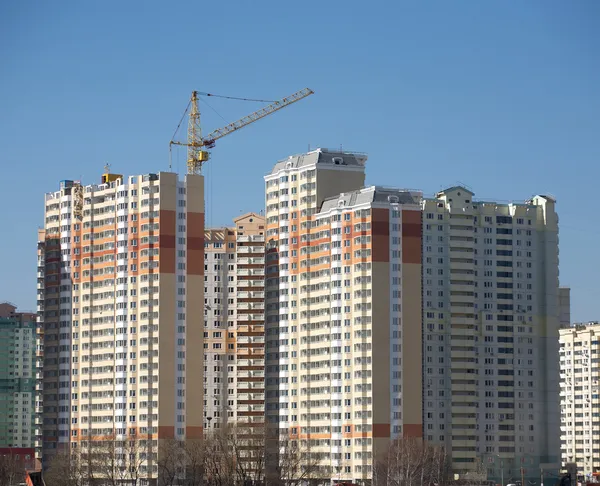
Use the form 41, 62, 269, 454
237, 382, 264, 391
237, 269, 265, 277
237, 246, 264, 254
238, 405, 265, 412
237, 291, 265, 299
237, 313, 264, 321
237, 336, 265, 345
237, 393, 265, 402
237, 279, 264, 288
237, 235, 264, 243
449, 259, 475, 271
448, 236, 474, 249
238, 257, 265, 265
450, 293, 475, 304
450, 303, 475, 314
237, 370, 265, 378
238, 302, 264, 311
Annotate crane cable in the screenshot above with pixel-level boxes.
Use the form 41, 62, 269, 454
198, 92, 275, 103
200, 97, 229, 125
170, 99, 192, 142
170, 93, 271, 144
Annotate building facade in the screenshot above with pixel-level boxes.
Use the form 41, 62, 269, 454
264, 149, 423, 483
39, 171, 205, 480
559, 321, 600, 478
0, 303, 42, 460
421, 187, 563, 481
202, 212, 266, 432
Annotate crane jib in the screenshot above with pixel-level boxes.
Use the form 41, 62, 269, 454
172, 87, 314, 175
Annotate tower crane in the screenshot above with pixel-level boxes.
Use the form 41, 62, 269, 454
169, 88, 314, 175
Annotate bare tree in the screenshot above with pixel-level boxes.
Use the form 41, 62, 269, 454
373, 437, 451, 486
43, 449, 86, 486
462, 458, 487, 486
184, 439, 209, 486
157, 440, 185, 486
88, 437, 147, 486
155, 426, 329, 486
0, 454, 24, 486
44, 438, 150, 486
226, 424, 266, 486
268, 433, 325, 486
157, 438, 211, 486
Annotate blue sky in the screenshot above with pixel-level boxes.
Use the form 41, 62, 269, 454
1, 1, 598, 321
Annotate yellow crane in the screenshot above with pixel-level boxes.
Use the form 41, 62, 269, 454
169, 88, 314, 175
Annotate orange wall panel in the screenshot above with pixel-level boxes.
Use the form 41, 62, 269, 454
187, 212, 205, 276
372, 423, 391, 438
371, 208, 390, 263
402, 211, 422, 264
402, 423, 423, 438
159, 210, 176, 274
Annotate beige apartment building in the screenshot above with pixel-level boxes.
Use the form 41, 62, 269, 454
202, 213, 266, 432
421, 187, 565, 482
559, 320, 600, 479
264, 149, 423, 483
39, 171, 204, 480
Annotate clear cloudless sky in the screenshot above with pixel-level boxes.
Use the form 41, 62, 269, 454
1, 0, 598, 321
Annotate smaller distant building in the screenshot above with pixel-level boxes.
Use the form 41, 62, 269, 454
559, 321, 600, 479
0, 303, 42, 464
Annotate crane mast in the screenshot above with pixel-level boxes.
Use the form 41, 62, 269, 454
187, 91, 208, 175
170, 88, 314, 175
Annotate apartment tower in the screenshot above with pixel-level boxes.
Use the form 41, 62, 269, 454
264, 149, 423, 483
203, 213, 266, 431
40, 171, 204, 481
0, 303, 43, 462
559, 319, 600, 478
421, 187, 563, 481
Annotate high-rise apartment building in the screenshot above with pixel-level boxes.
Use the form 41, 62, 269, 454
39, 171, 205, 480
421, 186, 563, 481
559, 320, 600, 478
264, 149, 423, 483
203, 213, 266, 431
0, 303, 42, 459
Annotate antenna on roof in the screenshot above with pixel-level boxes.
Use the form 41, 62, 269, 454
104, 163, 111, 173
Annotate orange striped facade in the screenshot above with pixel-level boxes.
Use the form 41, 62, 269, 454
264, 149, 423, 482
41, 172, 205, 478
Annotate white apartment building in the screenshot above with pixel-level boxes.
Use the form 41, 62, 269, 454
40, 171, 205, 481
422, 186, 565, 482
559, 321, 600, 479
264, 149, 423, 483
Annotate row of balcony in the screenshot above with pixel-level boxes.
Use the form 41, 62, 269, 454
237, 246, 264, 254
237, 269, 265, 276
237, 257, 265, 265
237, 291, 265, 299
237, 279, 264, 288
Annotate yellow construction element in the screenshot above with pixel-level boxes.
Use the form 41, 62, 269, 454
170, 88, 314, 175
101, 173, 123, 184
